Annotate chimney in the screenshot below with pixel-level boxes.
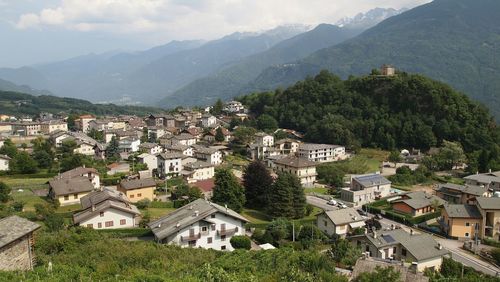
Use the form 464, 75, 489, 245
225, 204, 228, 212
175, 222, 180, 228
188, 205, 193, 210
410, 229, 414, 236
157, 223, 161, 228
194, 210, 199, 217
91, 205, 96, 212
83, 164, 86, 168
489, 169, 492, 173
437, 243, 442, 250
373, 231, 377, 239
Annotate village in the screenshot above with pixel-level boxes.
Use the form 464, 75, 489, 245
0, 92, 500, 281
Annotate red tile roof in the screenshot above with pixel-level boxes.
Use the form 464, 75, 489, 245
191, 179, 215, 192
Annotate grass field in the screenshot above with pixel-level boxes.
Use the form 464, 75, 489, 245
242, 206, 322, 228
146, 207, 176, 219
305, 187, 329, 195
10, 189, 48, 212
0, 176, 51, 189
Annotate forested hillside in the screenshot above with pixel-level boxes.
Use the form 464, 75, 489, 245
239, 71, 500, 170
0, 91, 162, 116
243, 0, 500, 120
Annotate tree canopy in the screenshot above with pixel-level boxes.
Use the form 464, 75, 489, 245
212, 168, 245, 212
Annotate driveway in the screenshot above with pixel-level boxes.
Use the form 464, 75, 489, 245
306, 196, 337, 211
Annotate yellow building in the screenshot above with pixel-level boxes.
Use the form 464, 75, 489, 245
476, 197, 500, 241
48, 176, 95, 206
118, 178, 156, 203
441, 204, 482, 240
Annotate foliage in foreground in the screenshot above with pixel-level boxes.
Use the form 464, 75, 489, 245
0, 228, 346, 282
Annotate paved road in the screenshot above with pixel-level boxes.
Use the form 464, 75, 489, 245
306, 195, 500, 277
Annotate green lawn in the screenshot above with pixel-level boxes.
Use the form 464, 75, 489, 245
305, 187, 329, 195
242, 207, 322, 228
10, 189, 48, 212
0, 176, 51, 189
146, 207, 176, 220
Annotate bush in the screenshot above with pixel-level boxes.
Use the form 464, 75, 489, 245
230, 235, 252, 250
45, 213, 64, 232
305, 204, 314, 216
491, 248, 500, 266
11, 201, 25, 212
483, 238, 500, 248
135, 199, 151, 209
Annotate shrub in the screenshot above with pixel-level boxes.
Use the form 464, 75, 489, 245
135, 199, 151, 209
45, 213, 64, 232
230, 235, 252, 250
491, 248, 500, 266
305, 204, 314, 216
11, 201, 25, 212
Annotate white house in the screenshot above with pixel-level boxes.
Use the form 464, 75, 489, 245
273, 156, 317, 187
157, 152, 184, 178
0, 154, 11, 171
181, 161, 215, 183
73, 188, 141, 229
194, 146, 223, 165
201, 114, 217, 128
298, 143, 346, 162
223, 101, 244, 113
139, 142, 163, 155
137, 153, 158, 173
163, 133, 197, 146
341, 173, 391, 206
119, 137, 141, 153
317, 208, 365, 237
254, 132, 274, 147
74, 140, 96, 156
165, 144, 193, 157
59, 166, 100, 189
148, 199, 249, 251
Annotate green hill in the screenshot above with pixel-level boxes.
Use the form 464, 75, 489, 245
245, 0, 500, 120
0, 91, 162, 116
240, 71, 500, 170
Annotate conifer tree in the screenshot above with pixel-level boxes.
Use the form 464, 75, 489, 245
212, 168, 245, 212
268, 173, 293, 218
243, 161, 273, 209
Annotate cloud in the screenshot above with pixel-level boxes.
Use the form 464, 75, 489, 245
14, 0, 430, 41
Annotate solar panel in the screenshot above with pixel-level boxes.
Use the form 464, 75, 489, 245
382, 234, 396, 243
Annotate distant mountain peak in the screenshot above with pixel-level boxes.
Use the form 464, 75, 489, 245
335, 7, 407, 29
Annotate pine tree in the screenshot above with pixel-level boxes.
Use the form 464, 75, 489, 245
215, 127, 225, 142
243, 161, 273, 209
212, 168, 245, 212
105, 136, 120, 159
289, 173, 306, 219
268, 173, 293, 218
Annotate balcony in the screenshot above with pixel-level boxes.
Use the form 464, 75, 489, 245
217, 227, 239, 236
180, 233, 201, 242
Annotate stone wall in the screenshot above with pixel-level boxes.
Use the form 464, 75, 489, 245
0, 235, 32, 271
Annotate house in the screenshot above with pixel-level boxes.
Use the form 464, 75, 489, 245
440, 204, 482, 240
463, 171, 500, 191
391, 191, 445, 217
0, 154, 10, 171
73, 188, 141, 229
163, 133, 197, 146
59, 166, 100, 188
73, 139, 96, 156
201, 114, 217, 128
165, 144, 193, 156
75, 114, 96, 133
148, 198, 249, 251
351, 257, 430, 282
157, 152, 184, 178
40, 120, 67, 134
183, 127, 204, 141
0, 216, 41, 271
194, 146, 223, 165
223, 100, 244, 113
49, 176, 95, 206
476, 197, 500, 241
118, 178, 156, 203
137, 153, 158, 174
298, 143, 346, 162
316, 208, 365, 237
93, 142, 107, 160
107, 162, 130, 176
181, 161, 215, 183
435, 183, 491, 205
139, 142, 163, 155
341, 174, 391, 206
274, 138, 300, 155
273, 156, 317, 187
205, 127, 232, 143
11, 122, 42, 136
146, 114, 175, 128
191, 179, 215, 199
147, 126, 168, 140
349, 229, 449, 272
118, 137, 141, 153
254, 132, 274, 147
381, 64, 396, 76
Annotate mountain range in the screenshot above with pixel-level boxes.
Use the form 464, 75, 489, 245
0, 8, 401, 105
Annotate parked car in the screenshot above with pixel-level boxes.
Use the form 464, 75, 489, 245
357, 209, 368, 216
326, 199, 337, 206
375, 214, 383, 219
337, 202, 347, 209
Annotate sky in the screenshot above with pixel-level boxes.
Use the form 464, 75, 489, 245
0, 0, 430, 68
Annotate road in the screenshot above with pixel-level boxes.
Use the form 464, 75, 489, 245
306, 195, 500, 277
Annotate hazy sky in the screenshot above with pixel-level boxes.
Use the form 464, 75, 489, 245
0, 0, 430, 67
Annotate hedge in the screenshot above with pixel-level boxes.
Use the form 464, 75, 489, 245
483, 238, 500, 248
102, 177, 123, 186
96, 228, 153, 238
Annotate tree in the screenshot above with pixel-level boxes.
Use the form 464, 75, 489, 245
45, 213, 64, 232
0, 139, 17, 158
211, 99, 224, 115
33, 150, 53, 168
328, 238, 361, 267
388, 151, 402, 167
268, 173, 294, 218
212, 168, 245, 212
353, 266, 401, 282
215, 127, 225, 142
257, 114, 278, 133
171, 183, 203, 202
289, 174, 306, 219
243, 161, 273, 209
0, 182, 11, 203
10, 151, 38, 174
105, 136, 120, 160
230, 236, 251, 250
59, 139, 77, 156
233, 126, 257, 144
88, 128, 104, 142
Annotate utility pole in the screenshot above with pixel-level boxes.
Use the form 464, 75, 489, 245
292, 222, 295, 242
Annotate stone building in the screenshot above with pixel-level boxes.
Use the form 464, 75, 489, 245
0, 216, 41, 271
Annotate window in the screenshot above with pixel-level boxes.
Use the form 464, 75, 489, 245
207, 237, 213, 244
64, 195, 69, 201
402, 248, 407, 256
221, 235, 226, 241
465, 232, 470, 237
211, 214, 216, 218
201, 226, 208, 232
130, 194, 135, 198
100, 212, 104, 217
137, 193, 142, 197
465, 222, 470, 227
87, 224, 93, 228
221, 245, 226, 250
365, 246, 369, 252
98, 223, 102, 228
188, 240, 196, 247
105, 221, 114, 227
74, 193, 78, 199
120, 219, 126, 225
324, 220, 328, 227
211, 224, 216, 231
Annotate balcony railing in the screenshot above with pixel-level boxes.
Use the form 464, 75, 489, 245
217, 227, 239, 236
181, 233, 201, 242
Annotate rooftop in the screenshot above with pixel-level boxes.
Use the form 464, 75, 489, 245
299, 143, 342, 151
158, 152, 184, 160
351, 257, 429, 282
436, 183, 489, 196
73, 199, 140, 224
185, 161, 214, 170
0, 216, 40, 249
476, 197, 500, 210
393, 191, 445, 210
119, 178, 156, 190
444, 204, 482, 218
464, 172, 500, 184
49, 176, 95, 196
273, 156, 317, 168
322, 208, 364, 225
80, 188, 131, 209
59, 166, 98, 179
353, 174, 391, 188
